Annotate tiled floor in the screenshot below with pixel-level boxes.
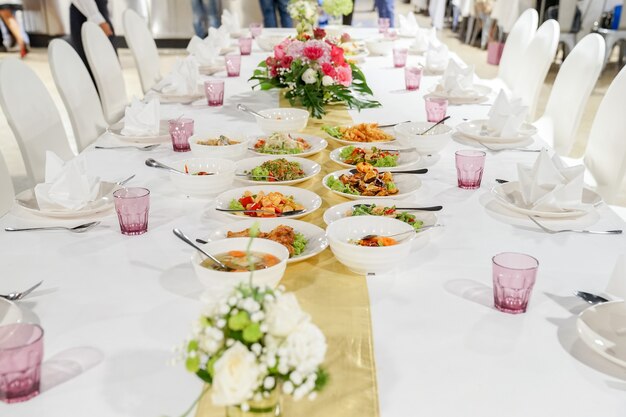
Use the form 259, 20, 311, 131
0, 0, 624, 201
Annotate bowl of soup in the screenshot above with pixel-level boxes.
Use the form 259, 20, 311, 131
191, 237, 289, 294
189, 132, 248, 160
168, 157, 236, 197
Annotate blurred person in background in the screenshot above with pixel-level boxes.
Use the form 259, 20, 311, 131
259, 0, 292, 27
375, 0, 394, 26
192, 0, 221, 38
70, 0, 116, 69
0, 0, 27, 57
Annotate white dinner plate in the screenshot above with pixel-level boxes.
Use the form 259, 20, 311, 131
203, 219, 328, 263
428, 84, 492, 104
247, 134, 328, 158
214, 185, 322, 220
491, 181, 600, 219
0, 298, 22, 326
452, 132, 536, 150
323, 198, 437, 227
15, 182, 117, 219
322, 170, 421, 200
157, 92, 205, 104
329, 144, 420, 170
235, 156, 321, 185
456, 119, 538, 143
107, 120, 171, 143
323, 126, 396, 146
577, 301, 626, 369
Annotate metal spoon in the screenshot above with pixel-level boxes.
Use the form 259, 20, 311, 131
0, 281, 43, 301
117, 174, 136, 186
145, 158, 186, 175
574, 291, 610, 305
5, 221, 100, 233
361, 224, 444, 240
237, 104, 268, 119
419, 116, 451, 136
215, 208, 306, 216
95, 144, 160, 151
172, 228, 231, 271
353, 204, 443, 211
348, 168, 428, 175
378, 120, 411, 128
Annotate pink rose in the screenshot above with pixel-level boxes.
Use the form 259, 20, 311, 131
335, 64, 352, 87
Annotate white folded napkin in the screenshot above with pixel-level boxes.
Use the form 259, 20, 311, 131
516, 149, 588, 212
187, 35, 221, 66
425, 42, 449, 72
208, 26, 232, 51
436, 60, 475, 96
121, 97, 160, 137
155, 56, 200, 96
34, 152, 101, 211
412, 27, 438, 53
398, 12, 419, 37
487, 90, 528, 137
221, 9, 242, 35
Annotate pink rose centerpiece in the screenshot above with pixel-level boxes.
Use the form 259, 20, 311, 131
250, 29, 380, 118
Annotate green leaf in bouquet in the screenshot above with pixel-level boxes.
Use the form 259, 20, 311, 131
314, 368, 330, 391
195, 368, 213, 384
228, 310, 251, 331
242, 323, 262, 343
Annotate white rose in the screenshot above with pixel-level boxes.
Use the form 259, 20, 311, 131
301, 68, 318, 84
322, 75, 334, 87
265, 293, 309, 337
282, 322, 326, 375
211, 342, 261, 406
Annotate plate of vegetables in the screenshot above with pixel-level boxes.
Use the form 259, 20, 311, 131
248, 132, 328, 157
329, 144, 420, 169
323, 162, 421, 200
321, 123, 395, 145
235, 156, 321, 185
214, 185, 322, 219
202, 219, 328, 263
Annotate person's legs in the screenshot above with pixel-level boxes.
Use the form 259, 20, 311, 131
94, 0, 117, 53
259, 0, 278, 27
191, 0, 209, 37
375, 0, 394, 25
207, 0, 221, 28
276, 0, 292, 27
0, 9, 25, 55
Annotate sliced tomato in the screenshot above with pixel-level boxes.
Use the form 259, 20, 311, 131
239, 196, 254, 207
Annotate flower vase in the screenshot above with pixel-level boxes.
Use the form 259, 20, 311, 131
225, 390, 281, 417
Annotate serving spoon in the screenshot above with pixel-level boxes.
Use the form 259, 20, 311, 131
353, 204, 443, 212
237, 104, 268, 119
145, 158, 187, 175
5, 221, 100, 233
172, 228, 231, 271
419, 116, 451, 136
95, 144, 160, 151
347, 168, 428, 175
360, 224, 444, 240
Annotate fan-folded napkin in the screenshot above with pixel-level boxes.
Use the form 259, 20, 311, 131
436, 60, 475, 96
398, 12, 419, 37
221, 9, 242, 35
412, 27, 438, 53
155, 56, 200, 96
487, 90, 528, 137
121, 97, 160, 137
425, 42, 449, 72
187, 35, 221, 66
34, 152, 101, 211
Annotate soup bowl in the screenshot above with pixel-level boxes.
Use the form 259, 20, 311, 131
394, 122, 452, 155
191, 237, 289, 295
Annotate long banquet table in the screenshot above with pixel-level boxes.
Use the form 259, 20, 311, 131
2, 29, 626, 417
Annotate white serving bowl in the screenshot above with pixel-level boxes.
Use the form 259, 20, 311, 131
256, 34, 287, 52
326, 216, 416, 275
365, 37, 395, 56
189, 133, 248, 160
394, 122, 453, 155
191, 238, 289, 295
168, 158, 236, 197
255, 108, 309, 133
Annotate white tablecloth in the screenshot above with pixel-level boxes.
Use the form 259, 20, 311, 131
2, 29, 626, 417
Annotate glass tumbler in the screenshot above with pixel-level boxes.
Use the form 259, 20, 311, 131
225, 54, 242, 77
424, 97, 448, 123
239, 37, 252, 55
113, 187, 150, 236
492, 253, 539, 314
404, 66, 422, 91
393, 47, 409, 68
378, 17, 390, 33
0, 323, 44, 403
204, 80, 225, 107
169, 118, 194, 152
455, 150, 486, 189
249, 23, 263, 38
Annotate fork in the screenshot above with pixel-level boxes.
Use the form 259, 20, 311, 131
0, 281, 43, 301
527, 216, 622, 235
478, 141, 541, 153
95, 144, 160, 151
5, 221, 100, 233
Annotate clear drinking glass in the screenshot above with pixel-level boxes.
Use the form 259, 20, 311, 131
249, 22, 263, 38
169, 118, 194, 152
204, 80, 225, 107
239, 37, 252, 55
378, 17, 390, 33
424, 97, 448, 122
113, 187, 150, 236
225, 54, 242, 77
393, 47, 408, 68
455, 150, 486, 189
492, 252, 539, 314
0, 323, 44, 403
404, 66, 422, 91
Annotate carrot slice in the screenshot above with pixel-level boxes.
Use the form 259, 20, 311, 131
228, 250, 246, 257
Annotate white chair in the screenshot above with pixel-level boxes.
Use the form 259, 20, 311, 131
0, 151, 14, 217
498, 8, 538, 90
82, 21, 128, 124
512, 19, 560, 119
123, 9, 162, 94
0, 58, 74, 185
599, 0, 626, 69
534, 34, 605, 156
48, 39, 108, 152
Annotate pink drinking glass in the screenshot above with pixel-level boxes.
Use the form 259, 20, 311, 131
239, 37, 252, 55
169, 118, 194, 152
404, 66, 422, 91
492, 252, 539, 314
249, 22, 263, 38
113, 187, 150, 236
0, 323, 44, 403
393, 47, 408, 68
424, 97, 448, 122
455, 150, 486, 189
225, 54, 241, 77
204, 80, 225, 107
378, 17, 390, 33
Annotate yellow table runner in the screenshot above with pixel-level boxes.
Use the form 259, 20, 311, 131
196, 101, 380, 417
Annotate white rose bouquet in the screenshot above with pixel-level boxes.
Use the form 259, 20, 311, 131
182, 284, 328, 411
287, 0, 319, 34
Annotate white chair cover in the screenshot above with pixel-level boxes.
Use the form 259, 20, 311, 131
123, 9, 161, 94
497, 8, 538, 90
0, 151, 14, 217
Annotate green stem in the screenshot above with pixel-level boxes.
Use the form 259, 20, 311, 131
176, 386, 210, 417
